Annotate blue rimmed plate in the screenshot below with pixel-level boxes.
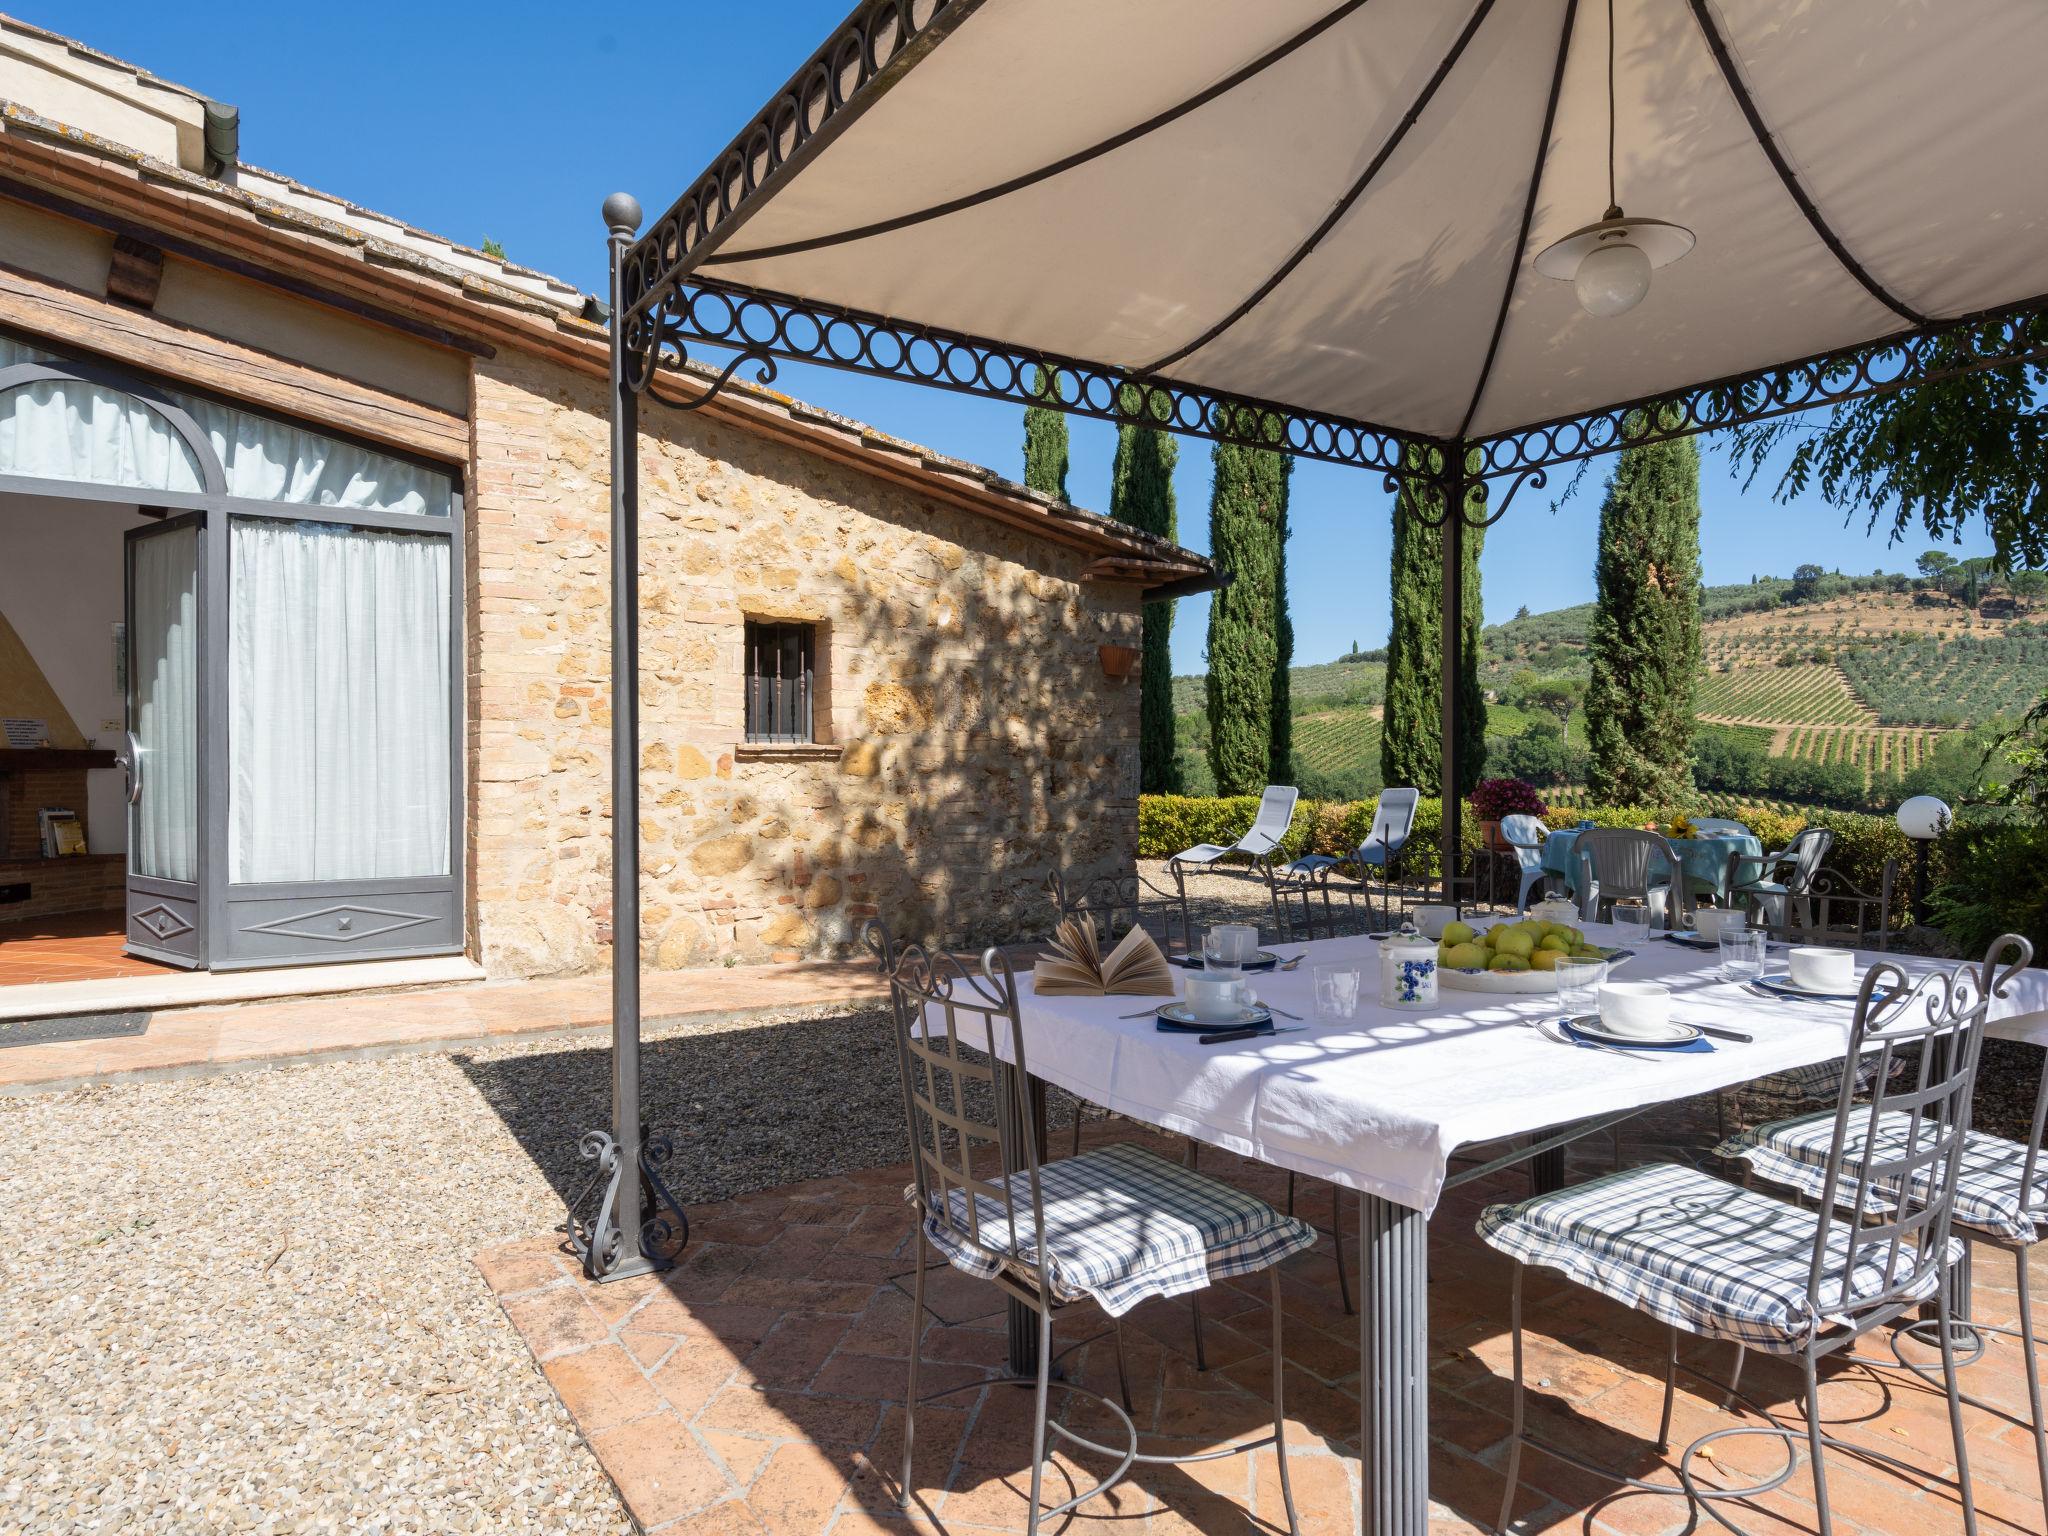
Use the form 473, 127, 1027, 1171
1177, 952, 1280, 972
1156, 1002, 1273, 1033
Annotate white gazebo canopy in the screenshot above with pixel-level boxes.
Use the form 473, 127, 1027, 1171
657, 0, 2048, 450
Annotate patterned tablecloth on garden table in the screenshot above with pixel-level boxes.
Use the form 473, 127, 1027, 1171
1541, 827, 1764, 904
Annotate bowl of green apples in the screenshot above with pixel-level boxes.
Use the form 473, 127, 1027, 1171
1434, 917, 1625, 993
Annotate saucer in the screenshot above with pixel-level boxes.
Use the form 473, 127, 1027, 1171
1178, 951, 1279, 972
1156, 1001, 1273, 1033
1562, 1013, 1703, 1049
1753, 971, 1865, 1002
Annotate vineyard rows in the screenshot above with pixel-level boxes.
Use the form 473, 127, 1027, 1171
1696, 663, 1869, 725
1777, 726, 1939, 778
1294, 707, 1382, 775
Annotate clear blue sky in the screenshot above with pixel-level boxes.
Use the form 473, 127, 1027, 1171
29, 0, 2001, 672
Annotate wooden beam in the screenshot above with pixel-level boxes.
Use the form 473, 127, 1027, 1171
0, 263, 468, 463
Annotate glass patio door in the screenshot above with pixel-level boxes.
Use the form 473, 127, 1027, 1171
124, 514, 205, 966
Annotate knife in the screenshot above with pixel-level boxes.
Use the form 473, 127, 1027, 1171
1198, 1025, 1305, 1044
1694, 1023, 1753, 1043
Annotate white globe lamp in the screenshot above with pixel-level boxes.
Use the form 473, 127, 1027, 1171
1895, 794, 1951, 927
1895, 796, 1951, 841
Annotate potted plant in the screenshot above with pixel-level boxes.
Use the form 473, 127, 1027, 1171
1470, 777, 1548, 850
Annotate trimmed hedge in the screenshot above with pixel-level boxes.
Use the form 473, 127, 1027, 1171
1138, 793, 1943, 930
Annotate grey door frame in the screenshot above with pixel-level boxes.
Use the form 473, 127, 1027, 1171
0, 347, 467, 972
122, 508, 208, 968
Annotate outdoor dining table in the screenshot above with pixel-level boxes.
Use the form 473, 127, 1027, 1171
990, 925, 2048, 1536
1541, 826, 1763, 905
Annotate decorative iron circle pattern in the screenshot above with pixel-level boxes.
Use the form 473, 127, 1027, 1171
623, 279, 1414, 472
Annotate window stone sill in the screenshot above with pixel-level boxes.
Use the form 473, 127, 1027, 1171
734, 741, 840, 763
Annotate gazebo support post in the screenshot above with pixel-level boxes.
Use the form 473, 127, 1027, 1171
1438, 447, 1467, 910
602, 195, 652, 1282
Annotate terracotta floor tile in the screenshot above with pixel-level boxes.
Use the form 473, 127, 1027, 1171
543, 1343, 668, 1436
585, 1410, 731, 1528
499, 1285, 609, 1361
697, 1384, 880, 1445
744, 1440, 862, 1536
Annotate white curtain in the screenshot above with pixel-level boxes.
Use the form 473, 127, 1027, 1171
0, 375, 206, 493
0, 363, 452, 516
229, 520, 451, 883
131, 525, 200, 883
183, 396, 451, 515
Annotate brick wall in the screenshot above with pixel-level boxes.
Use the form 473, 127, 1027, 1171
466, 353, 1143, 977
0, 852, 122, 919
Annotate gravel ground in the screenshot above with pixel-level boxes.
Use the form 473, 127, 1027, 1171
0, 1002, 925, 1536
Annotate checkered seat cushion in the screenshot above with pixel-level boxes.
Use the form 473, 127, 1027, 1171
914, 1141, 1316, 1317
1478, 1163, 1958, 1354
1720, 1109, 2047, 1246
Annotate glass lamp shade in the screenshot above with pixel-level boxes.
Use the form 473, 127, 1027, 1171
1573, 240, 1653, 318
1895, 795, 1952, 840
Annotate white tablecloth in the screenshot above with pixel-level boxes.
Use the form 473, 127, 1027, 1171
996, 927, 2048, 1218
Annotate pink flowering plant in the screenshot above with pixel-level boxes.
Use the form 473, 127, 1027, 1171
1470, 777, 1549, 822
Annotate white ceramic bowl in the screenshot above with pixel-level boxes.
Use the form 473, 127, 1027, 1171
1691, 909, 1747, 940
1788, 946, 1856, 993
1413, 905, 1459, 940
1596, 980, 1672, 1039
1183, 974, 1247, 1022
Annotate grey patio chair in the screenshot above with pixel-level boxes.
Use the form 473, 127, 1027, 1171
1728, 827, 1833, 936
1271, 785, 1419, 939
1499, 813, 1551, 913
1484, 944, 2006, 1536
1721, 934, 2042, 1525
1167, 783, 1299, 937
1572, 827, 1688, 929
875, 925, 1313, 1534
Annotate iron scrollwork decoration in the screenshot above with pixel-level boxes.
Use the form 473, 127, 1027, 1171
620, 287, 781, 410
565, 1126, 693, 1279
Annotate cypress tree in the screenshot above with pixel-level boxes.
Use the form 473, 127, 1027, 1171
1584, 434, 1703, 804
1204, 440, 1290, 795
1380, 459, 1486, 795
1021, 366, 1069, 500
1110, 422, 1182, 792
1270, 458, 1295, 783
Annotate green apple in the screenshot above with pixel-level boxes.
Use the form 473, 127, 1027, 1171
1537, 934, 1570, 952
1493, 930, 1537, 959
1442, 942, 1489, 970
1441, 920, 1476, 947
1489, 954, 1531, 972
1529, 948, 1563, 971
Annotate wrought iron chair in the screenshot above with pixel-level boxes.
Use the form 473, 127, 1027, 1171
876, 926, 1312, 1534
1572, 827, 1688, 929
1045, 865, 1191, 958
1482, 946, 2004, 1536
1167, 784, 1299, 936
1499, 813, 1551, 913
1720, 935, 2043, 1525
1727, 827, 1833, 936
1271, 785, 1419, 938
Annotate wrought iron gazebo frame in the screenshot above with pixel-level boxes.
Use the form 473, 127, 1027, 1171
577, 1, 2048, 1529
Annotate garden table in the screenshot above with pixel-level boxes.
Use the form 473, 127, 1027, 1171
1541, 826, 1762, 905
990, 927, 2048, 1536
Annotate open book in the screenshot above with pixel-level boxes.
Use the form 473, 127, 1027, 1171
1032, 914, 1175, 997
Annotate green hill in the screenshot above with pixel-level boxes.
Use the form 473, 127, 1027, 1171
1170, 567, 2046, 811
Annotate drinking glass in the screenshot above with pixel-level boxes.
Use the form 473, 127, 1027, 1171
1202, 926, 1244, 982
1719, 929, 1768, 985
1555, 956, 1607, 1018
1612, 902, 1650, 945
1313, 963, 1362, 1021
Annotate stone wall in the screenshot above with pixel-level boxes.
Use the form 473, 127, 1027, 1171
468, 352, 1144, 978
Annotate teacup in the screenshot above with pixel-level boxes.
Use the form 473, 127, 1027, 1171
1184, 974, 1250, 1023
1788, 946, 1856, 993
1690, 908, 1747, 941
1596, 980, 1672, 1039
1413, 904, 1459, 940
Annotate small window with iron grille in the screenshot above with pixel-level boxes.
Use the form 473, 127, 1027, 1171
743, 621, 816, 743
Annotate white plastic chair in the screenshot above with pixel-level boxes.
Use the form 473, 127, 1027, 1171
1499, 813, 1551, 912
